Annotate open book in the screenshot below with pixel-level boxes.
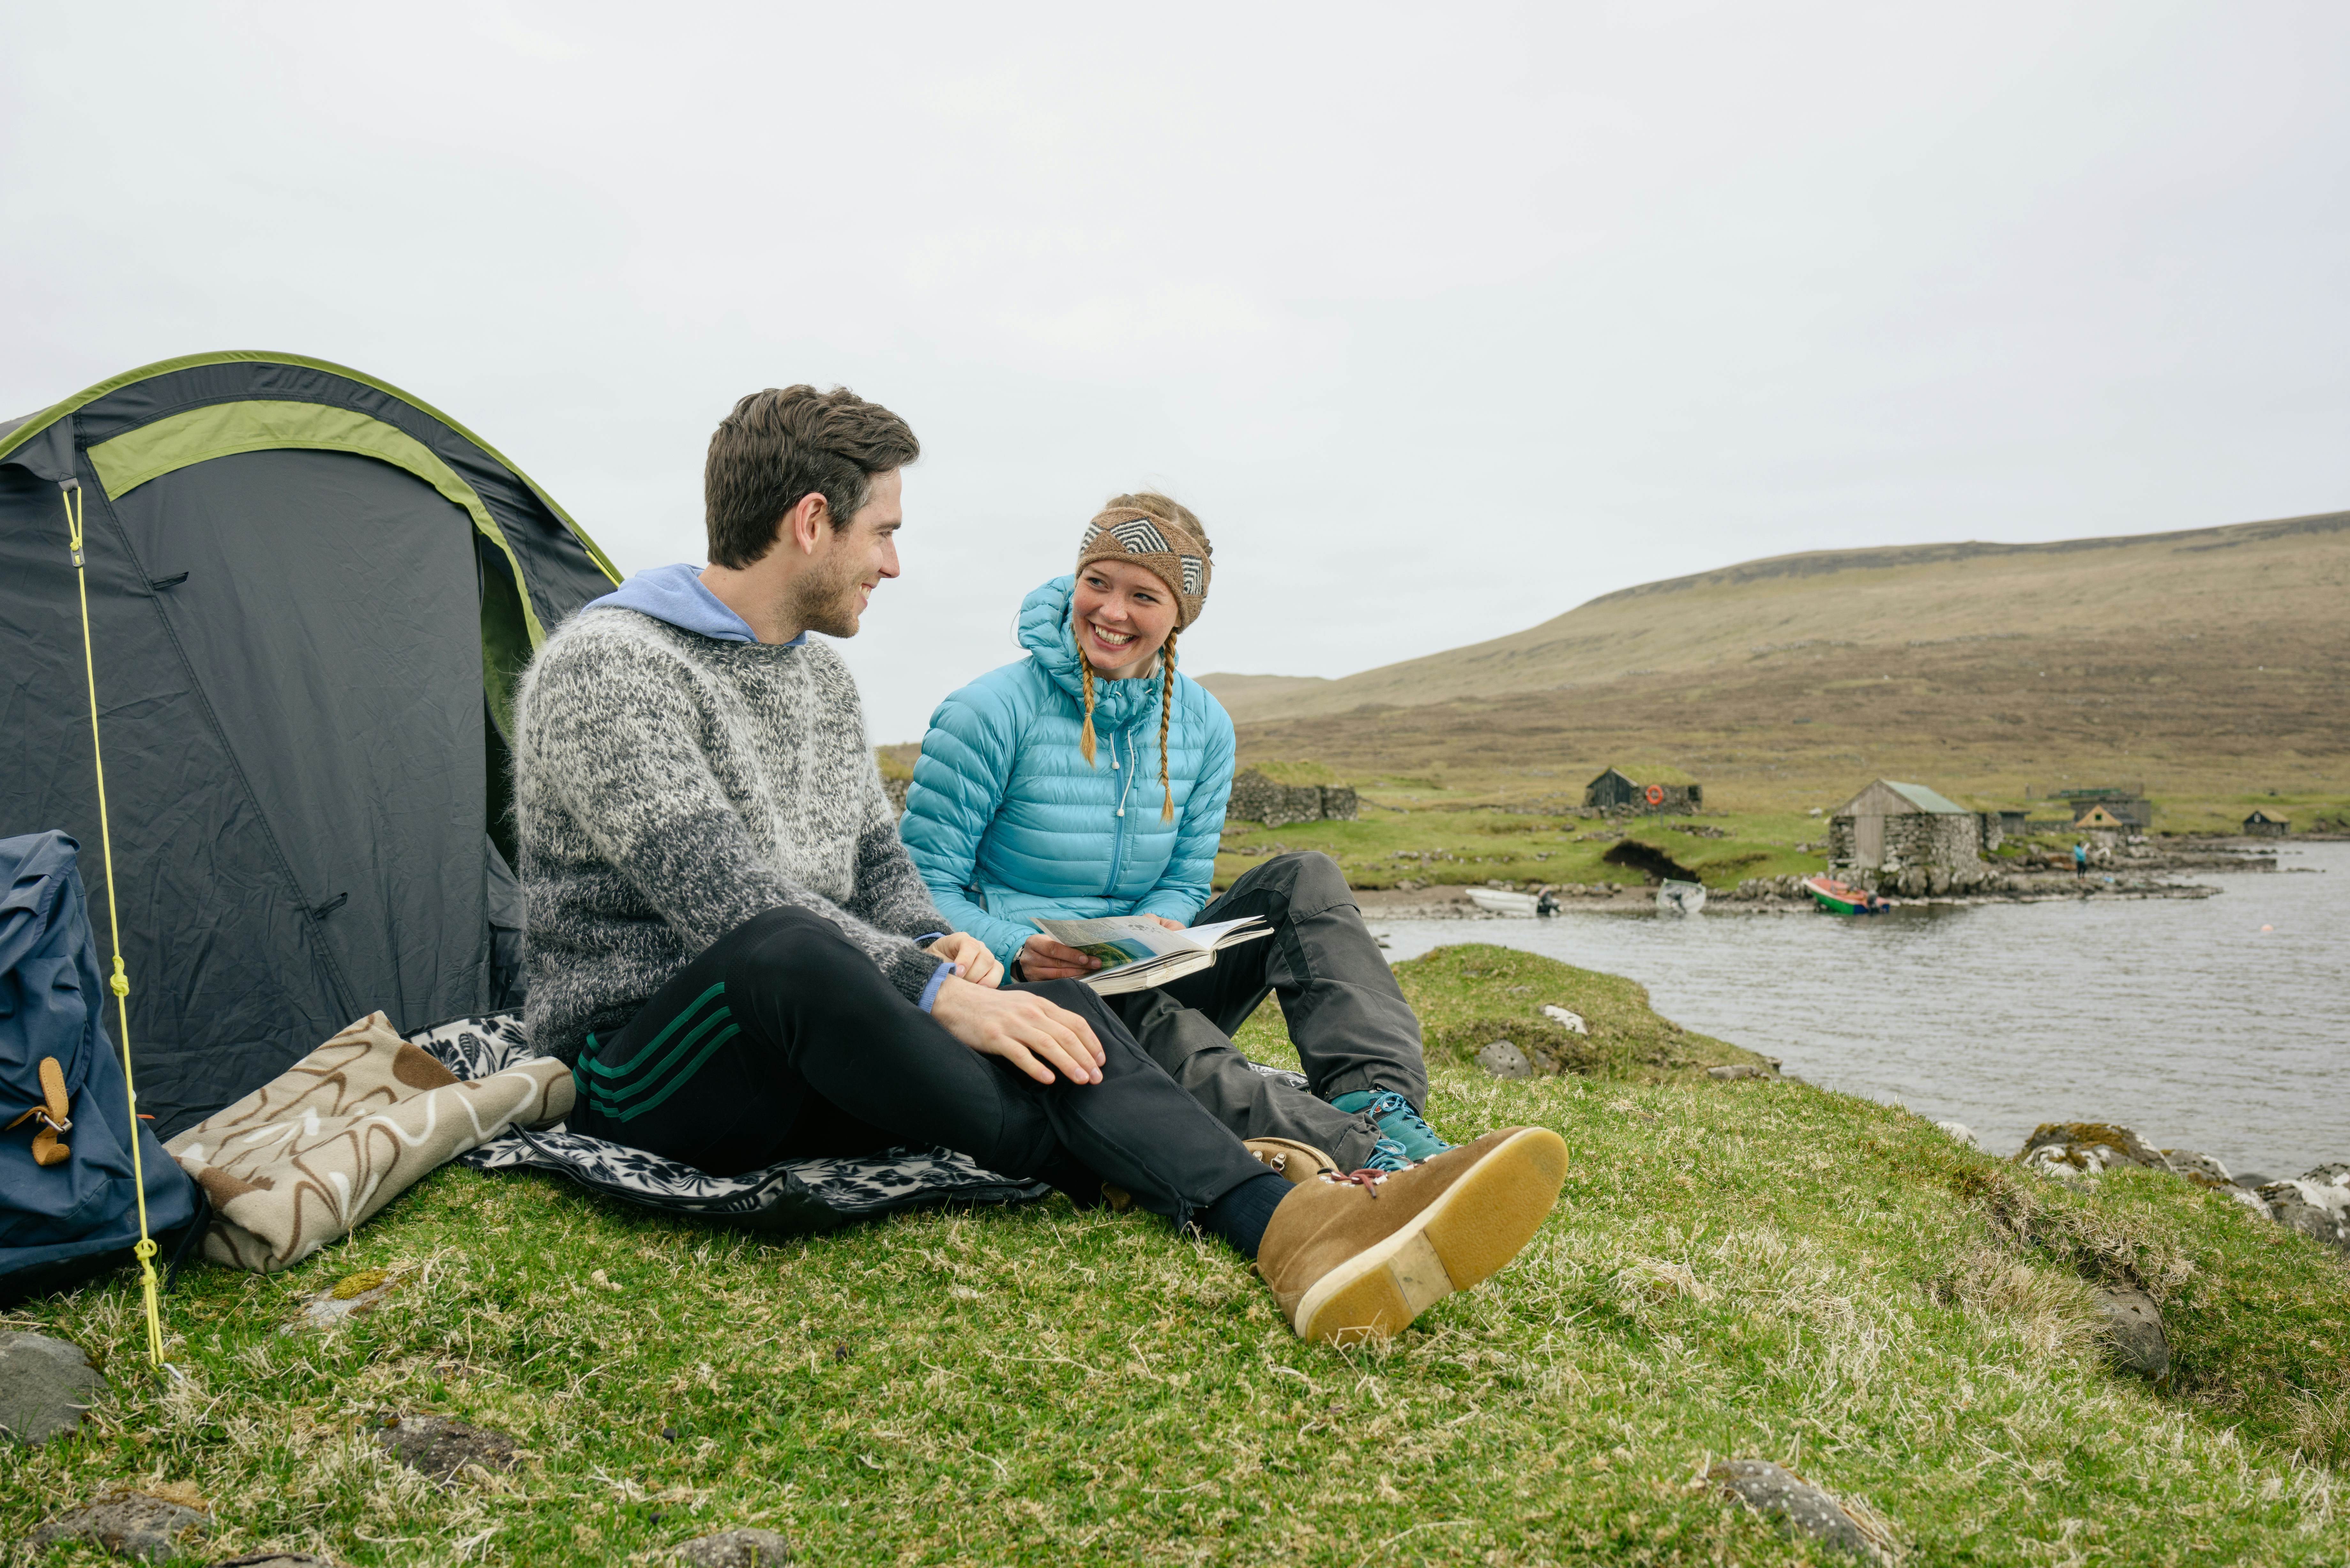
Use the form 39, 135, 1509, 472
1030, 915, 1272, 995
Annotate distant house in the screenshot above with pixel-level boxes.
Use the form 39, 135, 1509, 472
2072, 803, 2130, 831
2243, 809, 2291, 837
1584, 766, 1702, 816
1830, 779, 1987, 893
2052, 788, 2153, 829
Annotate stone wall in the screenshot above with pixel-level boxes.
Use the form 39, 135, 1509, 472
1831, 811, 1989, 895
1225, 769, 1359, 828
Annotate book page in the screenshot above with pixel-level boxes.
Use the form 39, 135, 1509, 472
1030, 916, 1205, 969
1028, 914, 1270, 976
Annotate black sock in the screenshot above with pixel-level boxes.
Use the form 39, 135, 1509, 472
1200, 1172, 1292, 1259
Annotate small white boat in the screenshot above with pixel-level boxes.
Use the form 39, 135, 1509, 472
1467, 887, 1542, 916
1656, 879, 1707, 916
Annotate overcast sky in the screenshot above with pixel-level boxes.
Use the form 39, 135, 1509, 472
5, 2, 2345, 741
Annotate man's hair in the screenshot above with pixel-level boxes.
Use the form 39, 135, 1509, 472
704, 385, 920, 569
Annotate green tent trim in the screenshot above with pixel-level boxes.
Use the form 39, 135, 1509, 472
7, 351, 621, 738
87, 401, 544, 732
0, 349, 623, 584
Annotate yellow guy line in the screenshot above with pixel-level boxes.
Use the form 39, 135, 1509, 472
63, 478, 167, 1366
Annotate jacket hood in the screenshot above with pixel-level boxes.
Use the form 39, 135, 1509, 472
583, 563, 801, 645
1017, 576, 1162, 730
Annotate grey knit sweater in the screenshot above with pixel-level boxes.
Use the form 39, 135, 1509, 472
512, 607, 948, 1064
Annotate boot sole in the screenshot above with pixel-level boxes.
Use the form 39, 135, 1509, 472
1292, 1127, 1568, 1346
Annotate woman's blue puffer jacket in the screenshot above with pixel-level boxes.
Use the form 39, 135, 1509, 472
900, 576, 1236, 970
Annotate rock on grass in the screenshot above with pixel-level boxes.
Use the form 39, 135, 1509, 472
2094, 1287, 2172, 1381
2018, 1122, 2171, 1177
1710, 1460, 1889, 1561
369, 1413, 519, 1478
1475, 1040, 1533, 1079
0, 1330, 107, 1446
2258, 1164, 2350, 1254
30, 1490, 211, 1562
674, 1527, 794, 1565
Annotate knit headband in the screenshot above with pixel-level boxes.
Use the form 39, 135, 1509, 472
1075, 505, 1212, 629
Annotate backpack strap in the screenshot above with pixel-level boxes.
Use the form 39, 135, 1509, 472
4, 1056, 74, 1167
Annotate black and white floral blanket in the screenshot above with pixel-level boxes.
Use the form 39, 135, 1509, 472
407, 1013, 1052, 1234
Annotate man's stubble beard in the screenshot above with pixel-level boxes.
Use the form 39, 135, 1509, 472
788, 550, 865, 638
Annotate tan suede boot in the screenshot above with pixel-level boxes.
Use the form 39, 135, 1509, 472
1246, 1137, 1342, 1184
1257, 1126, 1567, 1345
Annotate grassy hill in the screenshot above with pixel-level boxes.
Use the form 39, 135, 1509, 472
6, 947, 2346, 1565
1201, 511, 2350, 824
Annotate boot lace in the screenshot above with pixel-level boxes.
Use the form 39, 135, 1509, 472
1360, 1091, 1453, 1153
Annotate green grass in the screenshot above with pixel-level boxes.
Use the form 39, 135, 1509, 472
7, 946, 2347, 1566
1216, 807, 1829, 891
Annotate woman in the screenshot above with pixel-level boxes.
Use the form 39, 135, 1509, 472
899, 494, 1454, 1174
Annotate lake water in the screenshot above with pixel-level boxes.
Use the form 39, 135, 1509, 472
1368, 842, 2349, 1180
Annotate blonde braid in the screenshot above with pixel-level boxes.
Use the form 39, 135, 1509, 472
1078, 654, 1099, 765
1156, 629, 1179, 822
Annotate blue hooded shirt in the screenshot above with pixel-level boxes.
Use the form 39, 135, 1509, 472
580, 562, 801, 646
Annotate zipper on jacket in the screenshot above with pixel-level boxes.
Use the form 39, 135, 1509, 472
1105, 727, 1138, 894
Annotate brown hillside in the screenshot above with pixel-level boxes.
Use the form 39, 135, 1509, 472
1202, 510, 2349, 721
1203, 512, 2350, 820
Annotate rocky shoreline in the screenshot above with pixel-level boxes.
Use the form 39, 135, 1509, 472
1355, 873, 2225, 919
1998, 1120, 2350, 1256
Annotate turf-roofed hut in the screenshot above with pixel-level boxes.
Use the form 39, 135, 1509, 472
0, 353, 620, 1136
1582, 765, 1701, 816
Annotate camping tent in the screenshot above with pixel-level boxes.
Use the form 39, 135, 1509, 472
0, 353, 619, 1137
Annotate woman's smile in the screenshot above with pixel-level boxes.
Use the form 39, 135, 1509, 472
1083, 617, 1137, 657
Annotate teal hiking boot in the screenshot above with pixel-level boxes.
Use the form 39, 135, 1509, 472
1361, 1135, 1417, 1173
1332, 1090, 1457, 1163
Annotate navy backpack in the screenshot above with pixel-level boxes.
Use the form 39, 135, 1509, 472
1, 831, 201, 1307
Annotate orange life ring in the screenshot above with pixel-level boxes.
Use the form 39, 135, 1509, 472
1644, 784, 1665, 806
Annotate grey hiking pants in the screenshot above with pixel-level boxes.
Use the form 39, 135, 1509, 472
1112, 851, 1429, 1172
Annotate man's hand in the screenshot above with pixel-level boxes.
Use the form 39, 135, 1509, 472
1019, 933, 1102, 981
928, 932, 1003, 988
931, 977, 1107, 1085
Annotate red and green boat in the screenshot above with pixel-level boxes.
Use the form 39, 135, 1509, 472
1804, 875, 1891, 915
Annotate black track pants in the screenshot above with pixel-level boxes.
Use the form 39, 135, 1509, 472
567, 906, 1269, 1225
1114, 851, 1430, 1169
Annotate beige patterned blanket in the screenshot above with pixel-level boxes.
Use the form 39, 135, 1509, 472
164, 1012, 573, 1272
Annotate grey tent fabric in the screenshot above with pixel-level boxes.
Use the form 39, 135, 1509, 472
0, 354, 618, 1137
409, 1012, 1054, 1232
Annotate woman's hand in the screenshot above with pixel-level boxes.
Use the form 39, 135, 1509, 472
1019, 933, 1102, 981
928, 932, 1004, 988
1140, 914, 1187, 931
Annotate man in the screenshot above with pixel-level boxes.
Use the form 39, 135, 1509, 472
512, 385, 1566, 1344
